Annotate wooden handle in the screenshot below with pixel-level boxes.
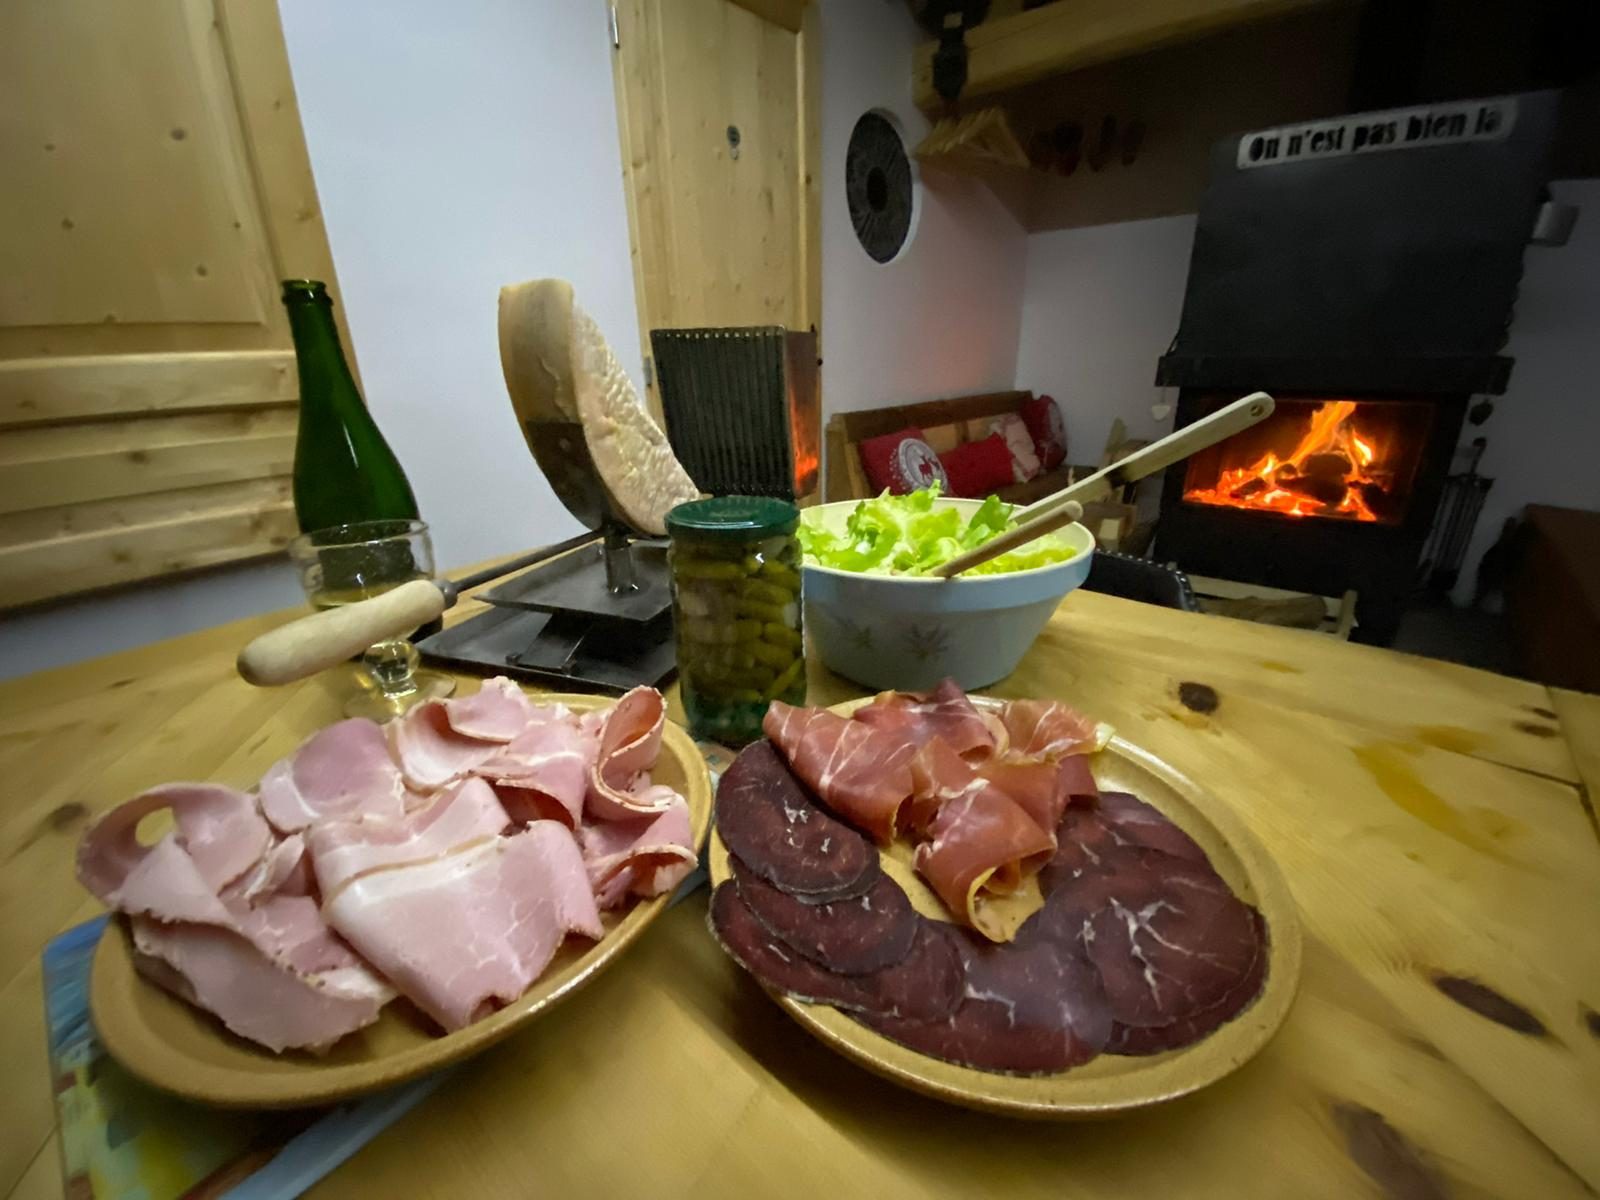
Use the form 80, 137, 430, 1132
1017, 392, 1276, 524
936, 392, 1275, 579
236, 579, 447, 687
931, 501, 1083, 578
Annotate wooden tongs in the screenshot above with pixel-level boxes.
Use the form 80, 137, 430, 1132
931, 392, 1276, 578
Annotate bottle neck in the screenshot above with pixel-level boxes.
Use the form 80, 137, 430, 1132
285, 300, 363, 412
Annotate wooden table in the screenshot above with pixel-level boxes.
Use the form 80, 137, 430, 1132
3, 589, 1598, 1199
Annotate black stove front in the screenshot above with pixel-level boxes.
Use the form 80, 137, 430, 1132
1153, 91, 1564, 643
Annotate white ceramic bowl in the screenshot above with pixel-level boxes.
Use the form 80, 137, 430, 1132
801, 497, 1095, 692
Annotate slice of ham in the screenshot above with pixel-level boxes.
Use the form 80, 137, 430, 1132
323, 821, 604, 1032
476, 707, 598, 829
130, 918, 391, 1053
764, 702, 915, 844
586, 687, 674, 821
259, 719, 407, 832
444, 677, 538, 742
77, 783, 271, 901
853, 679, 995, 760
306, 776, 511, 901
224, 834, 312, 906
996, 698, 1112, 759
578, 788, 697, 908
913, 780, 1056, 940
388, 702, 504, 793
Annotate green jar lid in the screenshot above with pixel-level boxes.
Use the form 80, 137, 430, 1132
666, 495, 799, 542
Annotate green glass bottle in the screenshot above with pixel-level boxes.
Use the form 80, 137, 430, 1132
282, 279, 419, 533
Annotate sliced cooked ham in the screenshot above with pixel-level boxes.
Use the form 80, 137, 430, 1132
388, 701, 504, 793
578, 788, 696, 908
323, 821, 605, 1031
306, 777, 511, 901
131, 918, 391, 1053
586, 686, 674, 821
853, 679, 995, 760
476, 708, 598, 828
444, 677, 538, 741
77, 783, 270, 900
259, 719, 407, 832
224, 834, 312, 905
996, 698, 1112, 759
763, 702, 915, 844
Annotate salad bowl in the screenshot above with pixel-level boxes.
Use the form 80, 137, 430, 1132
800, 496, 1094, 691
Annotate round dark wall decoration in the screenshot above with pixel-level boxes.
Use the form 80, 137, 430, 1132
846, 112, 914, 264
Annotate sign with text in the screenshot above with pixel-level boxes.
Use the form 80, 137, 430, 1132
1236, 98, 1518, 170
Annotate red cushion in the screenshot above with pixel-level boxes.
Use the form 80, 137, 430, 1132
1019, 395, 1067, 471
858, 426, 948, 494
939, 434, 1015, 499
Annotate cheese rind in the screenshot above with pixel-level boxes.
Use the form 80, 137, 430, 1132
499, 279, 698, 535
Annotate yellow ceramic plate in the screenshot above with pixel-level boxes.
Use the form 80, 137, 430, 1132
92, 693, 712, 1109
706, 695, 1302, 1118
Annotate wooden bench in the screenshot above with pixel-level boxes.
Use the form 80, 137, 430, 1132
823, 389, 1073, 503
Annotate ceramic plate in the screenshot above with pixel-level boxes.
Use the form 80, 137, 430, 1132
92, 694, 712, 1108
706, 696, 1302, 1118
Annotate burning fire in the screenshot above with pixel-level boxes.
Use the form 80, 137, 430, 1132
1185, 400, 1388, 522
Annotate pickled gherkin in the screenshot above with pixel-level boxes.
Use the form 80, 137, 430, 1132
666, 497, 805, 745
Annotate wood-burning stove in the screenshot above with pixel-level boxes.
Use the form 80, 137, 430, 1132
1154, 91, 1566, 643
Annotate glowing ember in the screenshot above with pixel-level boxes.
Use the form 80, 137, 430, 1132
1185, 400, 1391, 521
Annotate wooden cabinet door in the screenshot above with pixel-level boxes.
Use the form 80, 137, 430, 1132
0, 0, 350, 609
610, 0, 821, 414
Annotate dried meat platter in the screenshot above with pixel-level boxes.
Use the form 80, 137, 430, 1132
706, 696, 1302, 1118
90, 693, 713, 1109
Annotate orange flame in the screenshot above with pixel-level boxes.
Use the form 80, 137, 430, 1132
1184, 400, 1389, 522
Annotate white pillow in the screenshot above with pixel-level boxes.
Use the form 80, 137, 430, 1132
986, 413, 1042, 482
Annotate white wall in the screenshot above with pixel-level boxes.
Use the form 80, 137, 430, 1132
1013, 214, 1196, 463
1452, 178, 1600, 602
818, 0, 1027, 417
0, 0, 636, 680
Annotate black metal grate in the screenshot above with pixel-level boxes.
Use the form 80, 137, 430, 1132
651, 327, 796, 499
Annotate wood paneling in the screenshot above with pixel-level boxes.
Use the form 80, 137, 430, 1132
912, 0, 1330, 111
0, 0, 347, 608
611, 0, 820, 414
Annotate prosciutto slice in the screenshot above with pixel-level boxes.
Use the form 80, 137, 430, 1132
586, 686, 675, 821
324, 821, 604, 1031
853, 678, 995, 760
913, 781, 1056, 940
259, 719, 407, 832
763, 702, 915, 844
578, 788, 697, 908
996, 698, 1111, 759
306, 776, 511, 901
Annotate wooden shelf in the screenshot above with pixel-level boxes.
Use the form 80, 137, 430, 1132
913, 0, 1330, 111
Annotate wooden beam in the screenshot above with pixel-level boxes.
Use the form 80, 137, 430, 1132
0, 351, 295, 428
913, 0, 1329, 111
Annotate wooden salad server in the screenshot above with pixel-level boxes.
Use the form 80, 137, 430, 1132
931, 392, 1275, 578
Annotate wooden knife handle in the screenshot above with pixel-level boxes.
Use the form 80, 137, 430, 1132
236, 579, 447, 687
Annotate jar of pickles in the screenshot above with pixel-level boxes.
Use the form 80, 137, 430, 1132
665, 496, 806, 745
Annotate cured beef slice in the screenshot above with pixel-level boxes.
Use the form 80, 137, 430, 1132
1080, 856, 1262, 1030
859, 929, 1111, 1075
716, 741, 878, 901
731, 857, 918, 976
1107, 911, 1268, 1056
1095, 791, 1209, 865
709, 884, 962, 1022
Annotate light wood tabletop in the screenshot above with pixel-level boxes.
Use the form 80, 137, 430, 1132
3, 586, 1597, 1199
